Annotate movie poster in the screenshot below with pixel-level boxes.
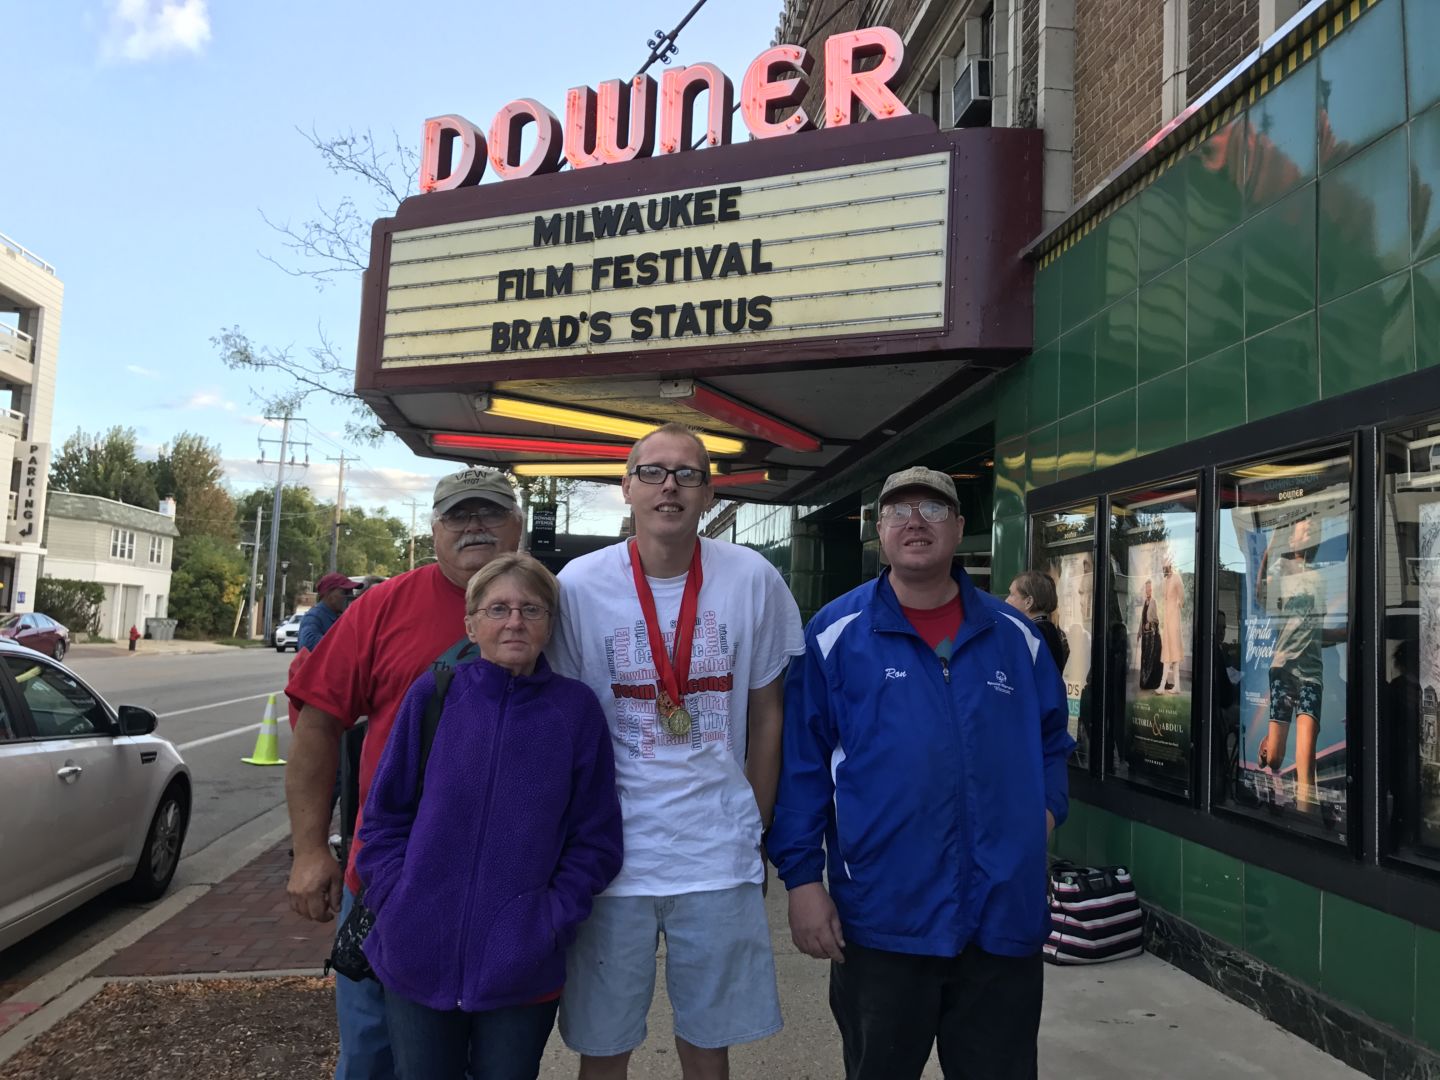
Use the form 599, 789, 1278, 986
1418, 502, 1440, 846
1053, 549, 1094, 759
1120, 537, 1193, 796
1230, 483, 1350, 837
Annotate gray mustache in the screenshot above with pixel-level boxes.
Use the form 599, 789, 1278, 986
457, 533, 499, 549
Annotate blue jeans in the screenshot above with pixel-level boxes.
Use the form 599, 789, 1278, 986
335, 887, 396, 1080
385, 990, 558, 1080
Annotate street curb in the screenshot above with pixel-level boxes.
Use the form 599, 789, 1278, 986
106, 967, 327, 983
0, 977, 108, 1066
0, 808, 294, 1064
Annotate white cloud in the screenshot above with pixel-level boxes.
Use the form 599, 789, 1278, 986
175, 390, 237, 412
104, 0, 211, 62
125, 364, 160, 379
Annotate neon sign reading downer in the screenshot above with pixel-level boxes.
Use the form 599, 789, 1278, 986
418, 26, 909, 193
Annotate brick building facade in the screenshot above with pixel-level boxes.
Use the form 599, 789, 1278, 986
774, 0, 1280, 207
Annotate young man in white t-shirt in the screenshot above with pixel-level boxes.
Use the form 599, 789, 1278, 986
547, 423, 805, 1080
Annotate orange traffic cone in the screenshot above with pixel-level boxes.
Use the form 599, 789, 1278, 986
242, 693, 286, 766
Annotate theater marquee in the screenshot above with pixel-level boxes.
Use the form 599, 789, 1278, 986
378, 152, 951, 368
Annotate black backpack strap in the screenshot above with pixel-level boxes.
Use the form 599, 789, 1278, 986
414, 636, 477, 804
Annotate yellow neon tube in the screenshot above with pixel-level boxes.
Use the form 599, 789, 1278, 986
485, 396, 744, 456
512, 463, 722, 479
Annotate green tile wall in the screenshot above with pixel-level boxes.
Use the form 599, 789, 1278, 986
1321, 893, 1416, 1035
1244, 866, 1321, 987
1317, 0, 1406, 172
1418, 256, 1440, 370
1410, 1, 1440, 117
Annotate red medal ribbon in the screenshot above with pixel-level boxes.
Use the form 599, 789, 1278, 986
629, 538, 704, 718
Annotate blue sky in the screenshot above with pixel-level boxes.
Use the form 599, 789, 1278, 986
5, 0, 782, 529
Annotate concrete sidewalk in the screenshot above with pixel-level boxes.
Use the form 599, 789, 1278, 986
68, 639, 245, 659
2, 838, 1368, 1078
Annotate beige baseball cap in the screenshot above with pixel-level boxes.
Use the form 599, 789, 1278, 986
433, 468, 519, 514
878, 465, 959, 508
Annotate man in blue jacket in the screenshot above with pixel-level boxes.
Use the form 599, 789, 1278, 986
769, 466, 1074, 1080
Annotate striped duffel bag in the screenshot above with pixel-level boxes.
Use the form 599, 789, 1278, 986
1044, 861, 1144, 965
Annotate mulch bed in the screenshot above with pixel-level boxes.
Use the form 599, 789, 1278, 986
0, 978, 337, 1079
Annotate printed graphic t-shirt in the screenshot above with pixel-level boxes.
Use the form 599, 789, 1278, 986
900, 594, 964, 659
547, 538, 806, 897
285, 562, 468, 893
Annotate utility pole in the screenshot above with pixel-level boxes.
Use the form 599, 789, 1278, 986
247, 506, 263, 638
257, 412, 308, 642
405, 498, 421, 570
327, 452, 347, 573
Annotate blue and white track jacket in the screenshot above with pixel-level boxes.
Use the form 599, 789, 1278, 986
770, 566, 1074, 958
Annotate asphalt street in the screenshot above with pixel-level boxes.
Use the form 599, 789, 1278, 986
0, 648, 295, 995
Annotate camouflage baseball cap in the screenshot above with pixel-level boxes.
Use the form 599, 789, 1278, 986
878, 465, 959, 508
433, 468, 519, 514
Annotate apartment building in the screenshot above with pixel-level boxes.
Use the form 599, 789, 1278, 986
41, 492, 176, 639
0, 232, 59, 614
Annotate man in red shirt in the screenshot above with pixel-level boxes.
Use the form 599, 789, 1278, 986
284, 467, 523, 1080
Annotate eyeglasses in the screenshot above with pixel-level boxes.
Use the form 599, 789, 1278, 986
436, 506, 514, 531
629, 464, 708, 488
879, 500, 953, 526
468, 603, 550, 621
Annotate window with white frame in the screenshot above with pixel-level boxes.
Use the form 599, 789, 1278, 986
149, 535, 165, 565
110, 528, 135, 560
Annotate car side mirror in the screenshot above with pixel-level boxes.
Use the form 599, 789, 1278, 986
117, 705, 159, 737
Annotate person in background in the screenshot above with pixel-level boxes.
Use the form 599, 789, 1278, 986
287, 572, 361, 821
773, 466, 1073, 1080
285, 468, 524, 1080
358, 554, 622, 1080
1005, 569, 1070, 672
300, 573, 361, 652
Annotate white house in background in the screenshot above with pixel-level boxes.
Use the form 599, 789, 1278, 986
0, 231, 61, 612
41, 493, 178, 638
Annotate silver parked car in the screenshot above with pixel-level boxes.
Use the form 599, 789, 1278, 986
0, 638, 190, 951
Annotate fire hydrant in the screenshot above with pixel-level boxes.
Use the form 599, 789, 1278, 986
129, 625, 140, 652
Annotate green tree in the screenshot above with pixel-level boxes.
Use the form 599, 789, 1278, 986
235, 485, 328, 613
336, 506, 408, 577
153, 432, 237, 549
168, 537, 248, 639
51, 426, 159, 508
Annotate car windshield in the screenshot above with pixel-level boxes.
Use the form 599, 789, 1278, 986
0, 615, 24, 629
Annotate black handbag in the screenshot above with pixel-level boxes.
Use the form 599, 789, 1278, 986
1044, 860, 1144, 965
325, 653, 469, 981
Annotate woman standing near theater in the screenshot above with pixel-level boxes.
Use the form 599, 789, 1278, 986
356, 554, 623, 1080
1005, 570, 1070, 671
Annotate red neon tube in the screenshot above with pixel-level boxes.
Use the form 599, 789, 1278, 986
685, 385, 821, 453
712, 470, 772, 488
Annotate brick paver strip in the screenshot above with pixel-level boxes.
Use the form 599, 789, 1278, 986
96, 841, 335, 977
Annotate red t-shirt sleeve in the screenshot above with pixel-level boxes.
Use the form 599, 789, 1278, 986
285, 590, 379, 728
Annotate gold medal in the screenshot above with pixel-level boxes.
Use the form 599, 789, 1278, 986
656, 689, 692, 737
663, 706, 693, 737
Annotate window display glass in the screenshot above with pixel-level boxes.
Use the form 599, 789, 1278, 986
1383, 420, 1440, 859
1216, 448, 1351, 841
1032, 505, 1098, 769
1106, 484, 1198, 798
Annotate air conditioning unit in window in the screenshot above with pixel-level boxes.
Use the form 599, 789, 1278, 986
952, 58, 993, 128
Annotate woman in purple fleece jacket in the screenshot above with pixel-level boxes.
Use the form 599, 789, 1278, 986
356, 553, 622, 1080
